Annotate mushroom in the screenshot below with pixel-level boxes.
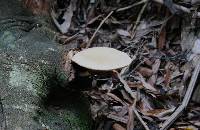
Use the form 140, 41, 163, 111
71, 47, 132, 71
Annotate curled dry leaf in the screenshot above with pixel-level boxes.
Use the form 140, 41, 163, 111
138, 73, 157, 92
117, 29, 131, 37
138, 95, 154, 112
112, 123, 126, 130
138, 67, 153, 77
51, 0, 77, 33
148, 59, 161, 86
158, 27, 166, 50
152, 59, 161, 74
192, 39, 200, 54
144, 58, 154, 66
106, 93, 125, 106
148, 78, 156, 88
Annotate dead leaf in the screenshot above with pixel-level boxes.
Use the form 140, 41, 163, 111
127, 81, 143, 89
158, 26, 166, 49
138, 73, 157, 92
144, 58, 154, 66
127, 105, 135, 130
138, 95, 154, 112
148, 75, 157, 88
152, 59, 161, 74
107, 114, 128, 124
148, 59, 161, 86
144, 107, 175, 118
164, 67, 171, 87
51, 0, 77, 33
117, 29, 131, 37
138, 67, 153, 77
113, 123, 126, 130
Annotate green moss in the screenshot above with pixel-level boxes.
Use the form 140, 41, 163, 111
9, 64, 48, 97
8, 64, 92, 130
64, 110, 91, 130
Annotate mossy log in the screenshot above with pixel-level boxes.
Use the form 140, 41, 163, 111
0, 0, 91, 130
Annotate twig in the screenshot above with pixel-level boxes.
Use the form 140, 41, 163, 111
86, 11, 114, 48
87, 0, 150, 47
127, 104, 135, 130
114, 71, 136, 100
116, 0, 148, 12
114, 71, 136, 130
133, 107, 150, 130
160, 58, 200, 130
152, 0, 200, 18
153, 0, 190, 13
131, 2, 147, 39
107, 114, 128, 124
63, 32, 79, 44
115, 71, 150, 130
106, 92, 126, 106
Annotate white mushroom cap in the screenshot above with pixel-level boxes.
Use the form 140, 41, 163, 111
72, 47, 132, 71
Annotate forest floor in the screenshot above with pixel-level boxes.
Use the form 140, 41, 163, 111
22, 0, 200, 130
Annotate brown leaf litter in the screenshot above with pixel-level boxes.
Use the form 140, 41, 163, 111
29, 0, 200, 129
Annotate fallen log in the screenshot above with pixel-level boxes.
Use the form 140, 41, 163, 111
0, 0, 91, 130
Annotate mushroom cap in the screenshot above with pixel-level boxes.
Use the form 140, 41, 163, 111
72, 47, 132, 71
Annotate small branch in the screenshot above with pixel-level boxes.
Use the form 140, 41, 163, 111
116, 0, 148, 12
153, 0, 190, 13
160, 59, 200, 130
115, 71, 150, 130
86, 0, 149, 48
114, 71, 137, 100
127, 104, 135, 130
63, 32, 79, 44
152, 0, 200, 18
131, 2, 147, 39
107, 114, 128, 124
86, 11, 114, 48
107, 92, 127, 106
133, 107, 150, 130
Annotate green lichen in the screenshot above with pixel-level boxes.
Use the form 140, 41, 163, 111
9, 64, 48, 98
8, 63, 92, 130
0, 31, 16, 43
0, 31, 16, 49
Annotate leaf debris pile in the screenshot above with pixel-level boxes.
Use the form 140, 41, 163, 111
50, 0, 200, 130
